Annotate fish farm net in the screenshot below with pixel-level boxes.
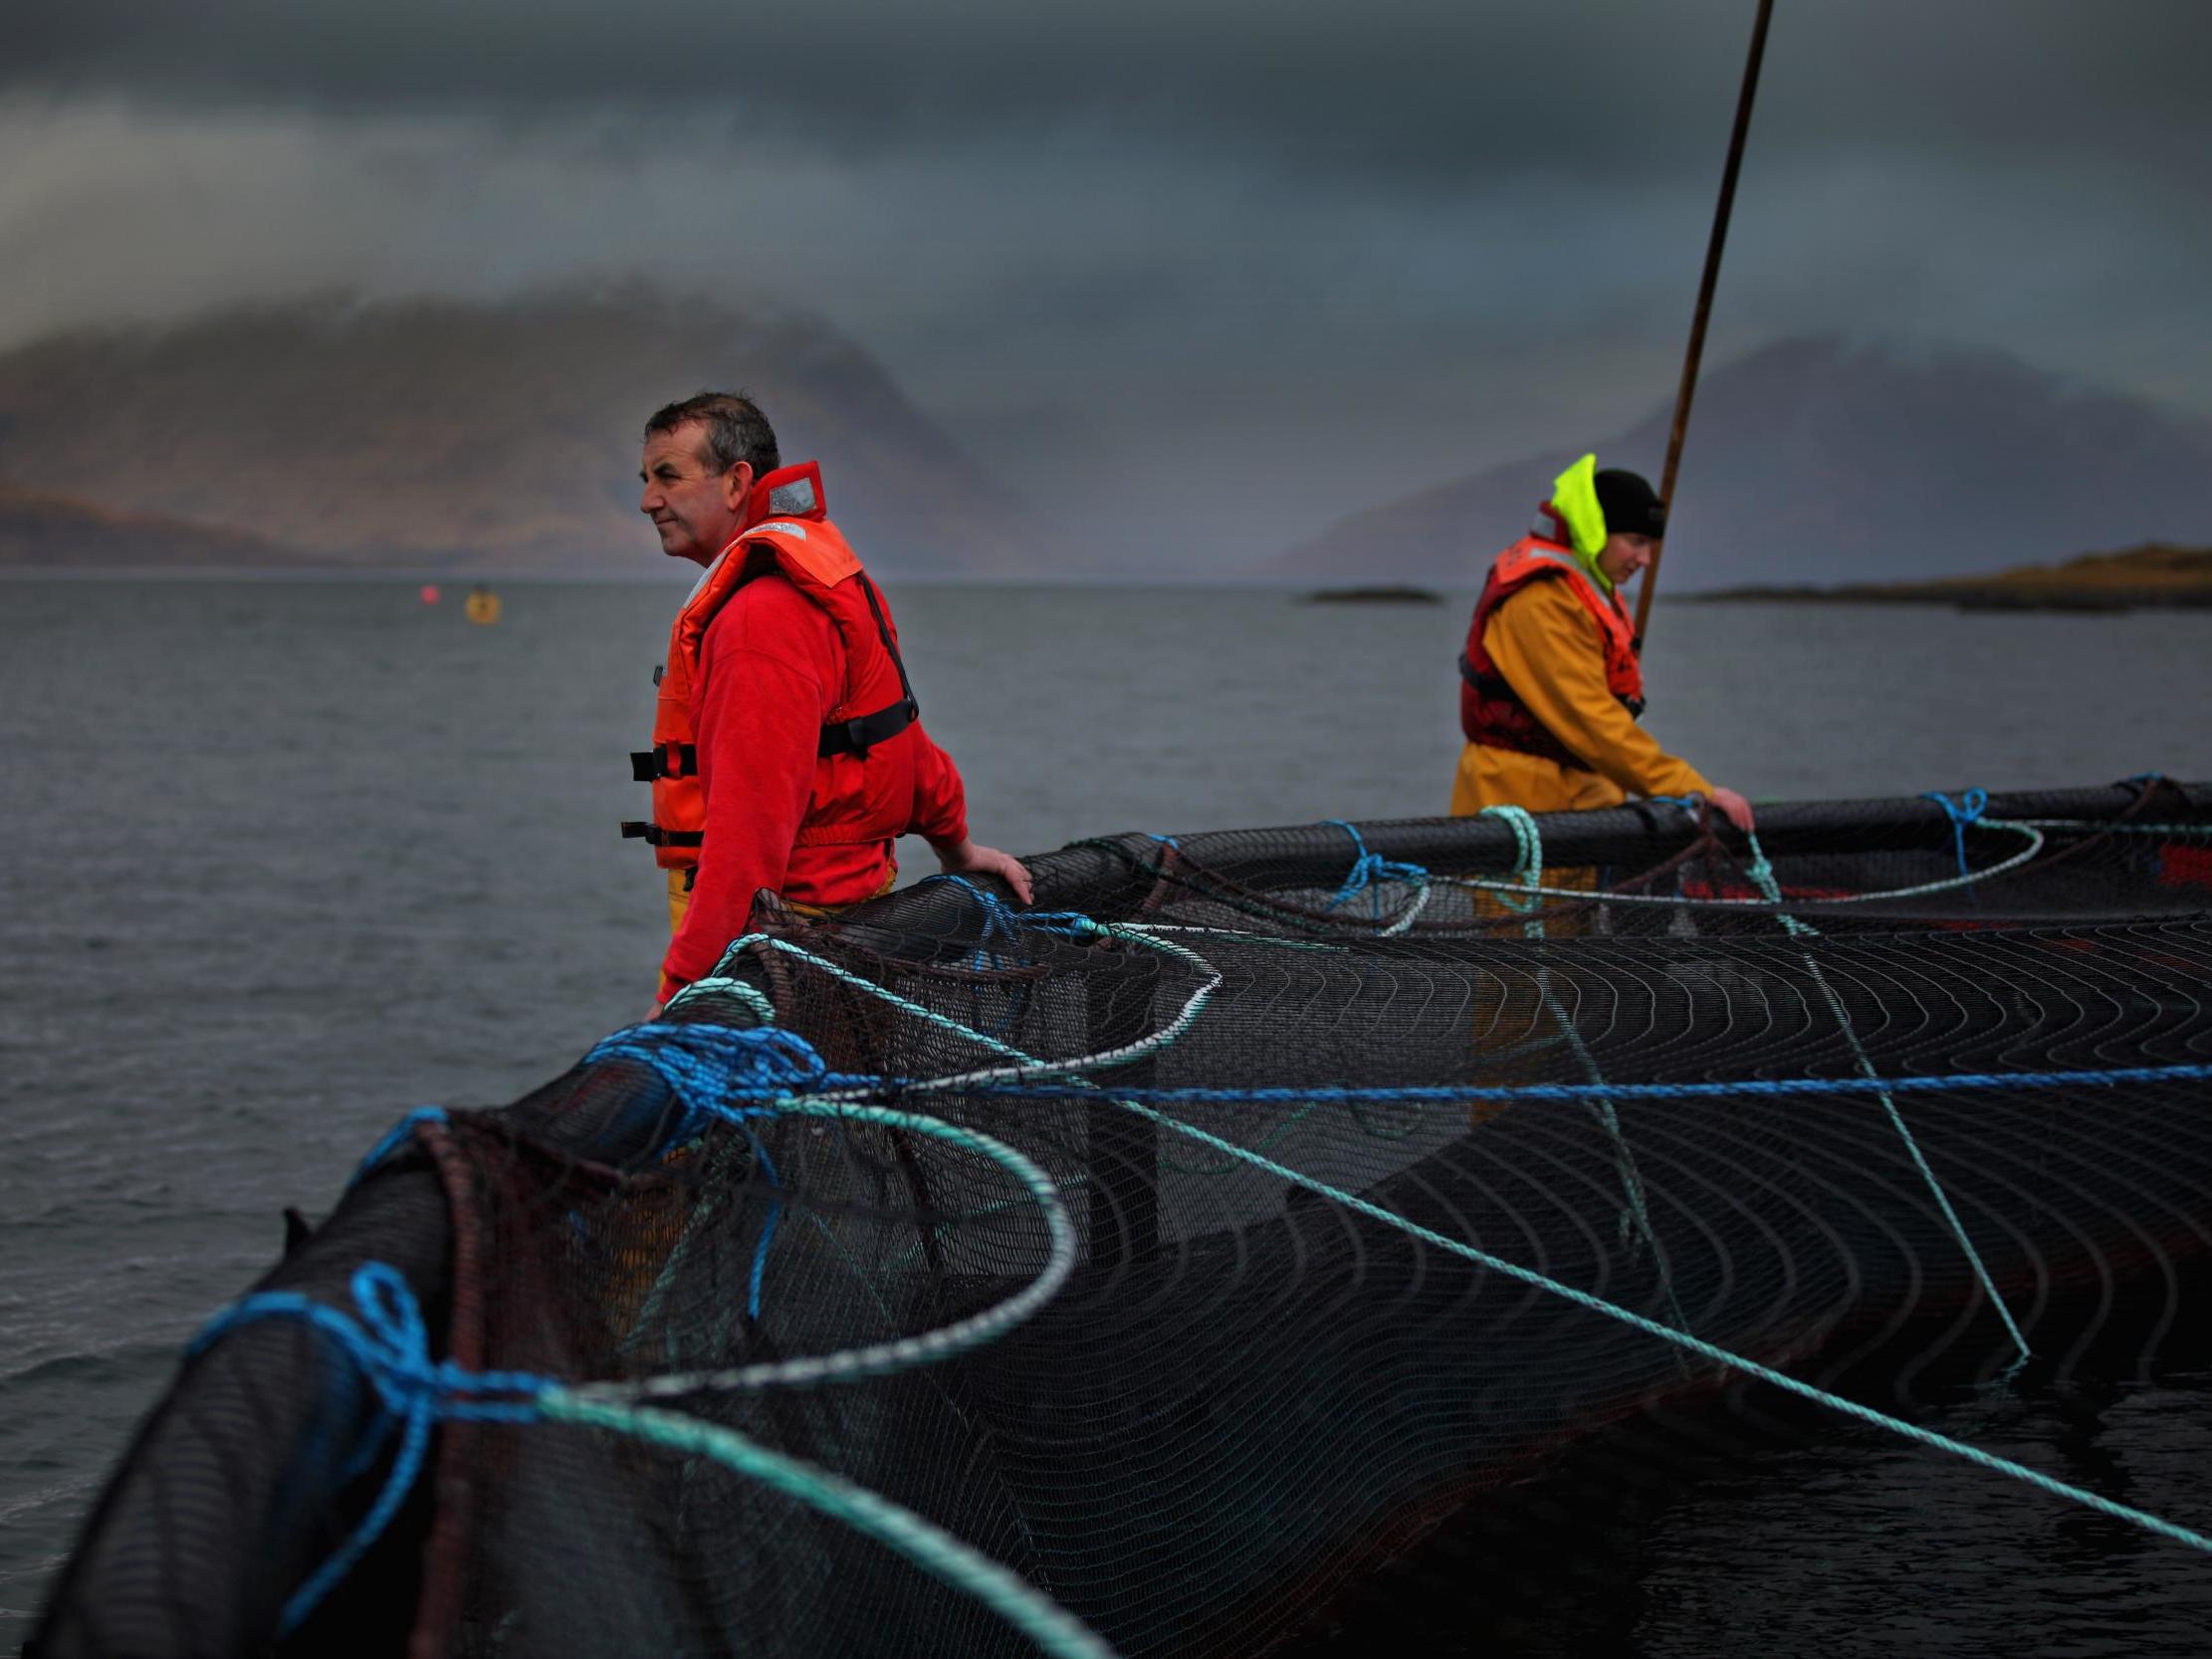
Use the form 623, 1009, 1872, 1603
30, 777, 2212, 1658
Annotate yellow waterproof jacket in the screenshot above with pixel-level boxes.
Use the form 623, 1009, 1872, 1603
1449, 578, 1710, 816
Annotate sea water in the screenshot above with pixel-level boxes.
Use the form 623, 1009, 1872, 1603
4, 578, 2210, 1651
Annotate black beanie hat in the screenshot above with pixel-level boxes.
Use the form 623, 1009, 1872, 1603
1594, 469, 1666, 538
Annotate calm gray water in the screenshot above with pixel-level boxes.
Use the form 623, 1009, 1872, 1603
4, 578, 2211, 1650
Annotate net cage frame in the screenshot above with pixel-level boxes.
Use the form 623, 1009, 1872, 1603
27, 776, 2212, 1659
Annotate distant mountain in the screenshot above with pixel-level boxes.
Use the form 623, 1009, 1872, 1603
1273, 335, 2212, 589
0, 484, 303, 567
0, 289, 1047, 574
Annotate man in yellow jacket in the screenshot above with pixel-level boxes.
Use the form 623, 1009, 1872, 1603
1450, 455, 1753, 832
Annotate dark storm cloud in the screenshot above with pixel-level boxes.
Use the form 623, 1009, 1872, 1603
8, 0, 2210, 188
3, 0, 2208, 570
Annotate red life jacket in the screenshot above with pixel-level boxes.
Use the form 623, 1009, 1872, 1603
1457, 524, 1646, 771
621, 462, 923, 871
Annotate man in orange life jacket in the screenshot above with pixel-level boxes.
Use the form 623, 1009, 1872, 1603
1450, 455, 1755, 833
628, 392, 1032, 1010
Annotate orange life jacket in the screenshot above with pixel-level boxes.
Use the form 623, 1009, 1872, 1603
1457, 521, 1646, 771
621, 461, 922, 870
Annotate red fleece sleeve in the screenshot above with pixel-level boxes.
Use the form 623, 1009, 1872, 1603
910, 727, 970, 847
661, 578, 842, 991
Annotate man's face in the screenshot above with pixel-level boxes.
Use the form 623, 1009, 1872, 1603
639, 423, 750, 564
1597, 531, 1657, 587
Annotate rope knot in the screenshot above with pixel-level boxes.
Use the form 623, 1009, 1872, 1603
188, 1261, 553, 1633
1924, 786, 1989, 827
925, 872, 1104, 950
1322, 820, 1428, 910
347, 1261, 440, 1411
709, 1025, 833, 1098
1922, 787, 1991, 882
1474, 805, 1545, 923
584, 1023, 835, 1131
927, 874, 1023, 941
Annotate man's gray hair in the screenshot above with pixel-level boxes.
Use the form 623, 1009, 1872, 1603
645, 392, 780, 480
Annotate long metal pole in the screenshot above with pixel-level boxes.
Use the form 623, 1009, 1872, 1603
1636, 0, 1776, 643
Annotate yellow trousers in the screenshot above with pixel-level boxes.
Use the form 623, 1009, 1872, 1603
1448, 742, 1617, 1128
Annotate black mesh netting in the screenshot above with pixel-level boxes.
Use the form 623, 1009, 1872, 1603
30, 778, 2212, 1659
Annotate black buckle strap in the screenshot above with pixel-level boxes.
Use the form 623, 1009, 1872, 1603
619, 821, 704, 848
818, 696, 920, 760
814, 575, 921, 759
628, 742, 700, 783
1462, 652, 1645, 722
1457, 653, 1514, 698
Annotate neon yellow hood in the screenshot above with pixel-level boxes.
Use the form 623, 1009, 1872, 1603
1547, 454, 1612, 593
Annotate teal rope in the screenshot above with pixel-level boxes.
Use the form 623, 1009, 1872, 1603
665, 968, 779, 1024
687, 917, 2212, 1554
1475, 804, 1546, 924
1744, 832, 2032, 1369
565, 1100, 1078, 1401
539, 1393, 1113, 1658
1482, 805, 1692, 1343
1102, 1093, 2212, 1556
1437, 816, 2048, 909
674, 926, 1222, 1090
643, 880, 2212, 1557
197, 1251, 1112, 1659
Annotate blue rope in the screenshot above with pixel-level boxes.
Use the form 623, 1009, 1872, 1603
1321, 820, 1428, 913
350, 1107, 447, 1186
922, 874, 1023, 956
583, 1022, 2212, 1111
922, 874, 1102, 944
585, 1021, 2212, 1110
1922, 787, 1990, 880
584, 1024, 842, 1136
190, 1263, 551, 1633
927, 1059, 2212, 1109
743, 1131, 783, 1321
583, 1025, 891, 1321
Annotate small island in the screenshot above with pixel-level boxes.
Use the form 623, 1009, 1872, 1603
1691, 542, 2212, 612
1303, 584, 1444, 605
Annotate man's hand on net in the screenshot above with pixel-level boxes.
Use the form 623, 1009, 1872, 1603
934, 837, 1036, 905
1709, 786, 1756, 834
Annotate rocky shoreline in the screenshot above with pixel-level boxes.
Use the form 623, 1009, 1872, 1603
1690, 542, 2212, 611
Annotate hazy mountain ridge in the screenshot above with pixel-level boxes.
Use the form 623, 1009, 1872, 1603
0, 288, 1048, 574
1276, 335, 2212, 588
0, 484, 302, 567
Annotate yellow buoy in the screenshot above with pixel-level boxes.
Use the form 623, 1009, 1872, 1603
464, 586, 502, 626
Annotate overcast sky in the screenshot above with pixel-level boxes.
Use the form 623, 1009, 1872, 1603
3, 0, 2207, 566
